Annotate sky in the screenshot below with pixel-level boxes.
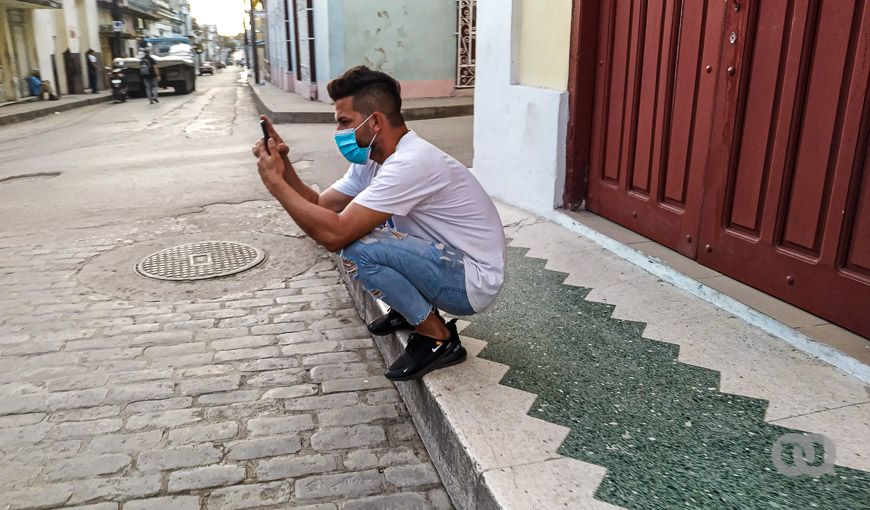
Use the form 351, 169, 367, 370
188, 0, 248, 36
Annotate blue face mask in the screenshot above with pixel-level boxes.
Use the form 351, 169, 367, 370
333, 114, 377, 164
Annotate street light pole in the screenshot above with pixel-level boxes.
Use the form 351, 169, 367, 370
112, 0, 122, 58
242, 16, 249, 68
250, 0, 260, 84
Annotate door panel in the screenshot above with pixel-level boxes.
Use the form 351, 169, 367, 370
584, 0, 870, 337
588, 1, 726, 257
699, 0, 870, 337
844, 161, 870, 279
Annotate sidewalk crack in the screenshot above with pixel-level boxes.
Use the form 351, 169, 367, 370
169, 199, 271, 219
768, 399, 870, 423
479, 455, 571, 476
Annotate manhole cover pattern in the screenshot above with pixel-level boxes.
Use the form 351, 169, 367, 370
136, 241, 266, 281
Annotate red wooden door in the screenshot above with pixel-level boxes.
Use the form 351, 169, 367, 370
584, 1, 870, 337
699, 1, 870, 337
587, 1, 726, 258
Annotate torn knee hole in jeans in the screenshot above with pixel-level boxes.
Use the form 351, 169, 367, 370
341, 257, 359, 279
368, 288, 383, 299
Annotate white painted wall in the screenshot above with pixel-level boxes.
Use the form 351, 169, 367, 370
265, 0, 284, 86
32, 9, 56, 86
61, 0, 81, 54
32, 1, 99, 94
82, 0, 99, 51
472, 0, 569, 215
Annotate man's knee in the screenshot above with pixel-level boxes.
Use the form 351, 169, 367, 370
339, 230, 388, 259
338, 235, 379, 276
339, 229, 404, 283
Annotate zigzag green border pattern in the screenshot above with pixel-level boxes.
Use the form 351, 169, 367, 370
461, 247, 870, 509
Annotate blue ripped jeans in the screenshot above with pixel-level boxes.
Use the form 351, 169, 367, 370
338, 228, 475, 326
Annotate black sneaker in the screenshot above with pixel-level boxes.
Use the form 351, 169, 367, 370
367, 308, 412, 335
384, 319, 466, 381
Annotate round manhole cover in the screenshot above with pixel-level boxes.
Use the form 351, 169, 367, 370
136, 241, 266, 281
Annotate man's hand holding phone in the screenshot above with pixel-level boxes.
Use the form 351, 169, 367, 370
252, 116, 290, 159
257, 138, 285, 192
252, 114, 320, 207
259, 119, 271, 155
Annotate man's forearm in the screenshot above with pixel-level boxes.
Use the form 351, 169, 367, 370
282, 158, 320, 205
268, 181, 342, 249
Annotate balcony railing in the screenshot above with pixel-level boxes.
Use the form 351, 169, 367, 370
99, 24, 138, 38
97, 0, 159, 20
17, 0, 62, 8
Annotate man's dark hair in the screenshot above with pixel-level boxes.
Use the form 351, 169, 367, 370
327, 66, 404, 125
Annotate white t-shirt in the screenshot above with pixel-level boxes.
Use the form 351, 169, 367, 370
330, 131, 506, 312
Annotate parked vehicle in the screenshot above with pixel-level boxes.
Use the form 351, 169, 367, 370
120, 37, 197, 96
200, 61, 214, 75
106, 59, 127, 102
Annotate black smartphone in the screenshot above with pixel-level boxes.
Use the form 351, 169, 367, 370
259, 119, 270, 155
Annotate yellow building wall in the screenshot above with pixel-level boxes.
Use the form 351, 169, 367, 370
0, 7, 12, 101
516, 0, 572, 91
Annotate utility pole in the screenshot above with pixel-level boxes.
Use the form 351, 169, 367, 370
112, 0, 123, 58
250, 0, 260, 84
242, 17, 249, 68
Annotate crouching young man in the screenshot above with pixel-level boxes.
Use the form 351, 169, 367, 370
253, 66, 505, 381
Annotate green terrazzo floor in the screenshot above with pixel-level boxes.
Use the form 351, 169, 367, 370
461, 247, 870, 510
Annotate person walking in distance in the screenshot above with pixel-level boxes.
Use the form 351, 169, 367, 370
252, 66, 506, 381
140, 48, 160, 104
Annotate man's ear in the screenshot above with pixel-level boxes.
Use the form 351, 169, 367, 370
371, 111, 386, 133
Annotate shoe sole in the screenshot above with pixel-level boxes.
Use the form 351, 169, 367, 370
386, 346, 467, 382
368, 325, 411, 335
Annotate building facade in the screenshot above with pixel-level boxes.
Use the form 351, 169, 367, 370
97, 0, 159, 59
149, 0, 183, 38
0, 0, 203, 101
261, 0, 476, 101
200, 23, 216, 61
473, 0, 870, 339
0, 1, 49, 101
0, 0, 103, 101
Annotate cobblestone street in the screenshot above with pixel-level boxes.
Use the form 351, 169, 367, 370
0, 209, 450, 510
0, 71, 457, 510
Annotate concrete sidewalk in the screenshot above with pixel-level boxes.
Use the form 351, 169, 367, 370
342, 200, 870, 510
248, 79, 474, 124
0, 92, 113, 126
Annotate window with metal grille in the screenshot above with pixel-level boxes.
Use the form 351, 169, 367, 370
455, 0, 476, 88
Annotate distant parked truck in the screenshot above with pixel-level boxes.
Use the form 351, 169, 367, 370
121, 37, 198, 96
